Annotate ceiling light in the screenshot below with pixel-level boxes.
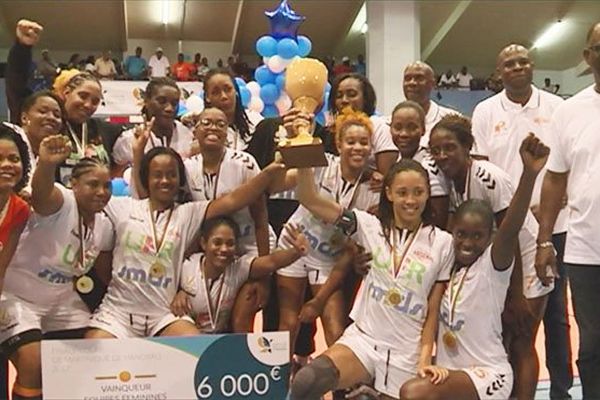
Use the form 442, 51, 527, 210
361, 23, 368, 34
532, 19, 568, 49
161, 0, 170, 25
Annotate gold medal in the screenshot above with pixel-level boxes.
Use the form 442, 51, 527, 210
385, 288, 403, 306
75, 275, 94, 294
149, 262, 166, 279
443, 331, 458, 349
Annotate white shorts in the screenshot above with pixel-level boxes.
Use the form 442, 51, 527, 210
521, 246, 553, 299
336, 323, 415, 398
277, 258, 330, 285
462, 365, 513, 400
0, 292, 90, 346
89, 304, 194, 338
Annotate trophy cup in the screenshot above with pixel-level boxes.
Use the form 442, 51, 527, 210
278, 58, 329, 168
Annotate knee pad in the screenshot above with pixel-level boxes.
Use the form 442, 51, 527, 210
290, 355, 340, 400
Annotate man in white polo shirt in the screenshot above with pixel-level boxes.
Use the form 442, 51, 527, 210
536, 22, 600, 400
472, 44, 569, 399
148, 47, 170, 78
402, 61, 457, 147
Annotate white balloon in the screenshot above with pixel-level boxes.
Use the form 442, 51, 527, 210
246, 81, 261, 97
275, 92, 292, 113
248, 96, 265, 113
268, 55, 286, 74
263, 56, 270, 65
185, 96, 204, 113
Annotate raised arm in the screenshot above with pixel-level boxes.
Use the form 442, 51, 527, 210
296, 167, 342, 224
248, 224, 308, 278
31, 135, 72, 215
130, 117, 154, 199
248, 195, 271, 256
492, 134, 549, 270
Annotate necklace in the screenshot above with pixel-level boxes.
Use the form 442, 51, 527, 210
199, 256, 227, 332
147, 204, 174, 279
442, 266, 470, 349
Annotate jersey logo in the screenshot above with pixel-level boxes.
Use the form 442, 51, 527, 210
475, 166, 496, 190
425, 159, 441, 175
116, 266, 173, 289
485, 374, 507, 396
231, 152, 256, 170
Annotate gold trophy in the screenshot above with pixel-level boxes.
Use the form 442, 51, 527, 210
279, 58, 329, 167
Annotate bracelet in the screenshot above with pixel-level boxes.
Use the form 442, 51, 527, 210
536, 241, 554, 249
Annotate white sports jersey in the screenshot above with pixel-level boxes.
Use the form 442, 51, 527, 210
367, 115, 398, 170
226, 110, 264, 151
546, 85, 600, 264
183, 253, 253, 333
437, 245, 512, 374
422, 101, 457, 147
397, 147, 449, 198
471, 86, 566, 232
5, 184, 114, 304
184, 148, 260, 253
280, 153, 380, 270
100, 197, 208, 318
348, 210, 454, 368
447, 160, 552, 297
112, 120, 194, 165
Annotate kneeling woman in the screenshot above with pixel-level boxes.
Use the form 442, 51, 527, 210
2, 134, 113, 400
399, 134, 549, 400
290, 159, 454, 400
86, 122, 283, 339
171, 217, 307, 333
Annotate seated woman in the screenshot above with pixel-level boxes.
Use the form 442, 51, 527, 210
399, 134, 550, 400
171, 217, 307, 333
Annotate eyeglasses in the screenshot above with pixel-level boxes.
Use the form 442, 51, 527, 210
588, 44, 600, 54
197, 118, 228, 130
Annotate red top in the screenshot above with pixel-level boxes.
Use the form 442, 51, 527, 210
172, 62, 197, 81
0, 194, 29, 251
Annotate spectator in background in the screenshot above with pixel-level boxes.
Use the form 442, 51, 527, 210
217, 58, 224, 68
123, 46, 147, 80
193, 53, 202, 77
83, 55, 96, 74
197, 56, 210, 80
148, 47, 170, 78
403, 61, 457, 146
456, 65, 473, 90
67, 53, 81, 70
36, 49, 58, 85
485, 70, 504, 93
94, 50, 117, 80
543, 77, 560, 94
172, 53, 196, 81
333, 56, 353, 76
353, 54, 366, 75
437, 69, 456, 88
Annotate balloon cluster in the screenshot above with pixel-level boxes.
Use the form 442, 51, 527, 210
236, 0, 331, 124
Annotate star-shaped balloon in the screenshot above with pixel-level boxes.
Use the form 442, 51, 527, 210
265, 0, 305, 39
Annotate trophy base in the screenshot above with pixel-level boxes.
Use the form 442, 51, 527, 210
278, 139, 328, 168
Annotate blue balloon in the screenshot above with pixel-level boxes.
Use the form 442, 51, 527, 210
297, 35, 312, 57
254, 66, 276, 85
235, 77, 247, 88
264, 0, 306, 39
111, 178, 130, 197
260, 83, 280, 105
325, 82, 332, 93
240, 87, 251, 107
177, 101, 188, 117
263, 104, 279, 118
315, 111, 326, 127
277, 38, 299, 59
256, 35, 278, 57
275, 73, 286, 91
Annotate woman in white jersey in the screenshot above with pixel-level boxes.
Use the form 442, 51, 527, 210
2, 135, 114, 400
399, 133, 550, 400
112, 77, 194, 170
86, 123, 283, 339
183, 107, 271, 258
329, 73, 398, 174
289, 158, 454, 400
428, 115, 552, 399
275, 109, 380, 350
171, 216, 308, 333
389, 101, 449, 227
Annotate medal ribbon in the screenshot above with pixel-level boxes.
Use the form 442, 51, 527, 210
390, 224, 422, 279
447, 266, 470, 329
202, 149, 226, 200
200, 256, 227, 332
148, 205, 174, 256
75, 213, 90, 276
67, 122, 88, 156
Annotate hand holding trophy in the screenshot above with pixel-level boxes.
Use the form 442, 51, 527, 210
278, 58, 329, 167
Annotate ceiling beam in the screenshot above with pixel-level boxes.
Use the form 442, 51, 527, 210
230, 0, 244, 55
120, 0, 129, 51
421, 0, 471, 61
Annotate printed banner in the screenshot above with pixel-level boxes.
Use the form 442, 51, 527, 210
95, 80, 203, 117
41, 332, 290, 400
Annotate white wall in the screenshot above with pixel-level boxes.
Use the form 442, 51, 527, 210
125, 38, 231, 66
